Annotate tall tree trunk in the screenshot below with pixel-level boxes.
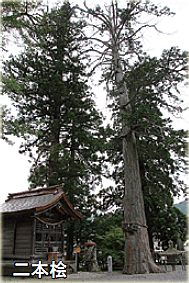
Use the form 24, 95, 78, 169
66, 129, 76, 259
122, 132, 161, 274
48, 105, 61, 186
114, 52, 162, 274
48, 139, 59, 186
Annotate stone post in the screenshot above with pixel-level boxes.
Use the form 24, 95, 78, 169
107, 255, 112, 273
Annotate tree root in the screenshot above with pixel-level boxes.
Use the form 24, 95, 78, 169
148, 260, 166, 273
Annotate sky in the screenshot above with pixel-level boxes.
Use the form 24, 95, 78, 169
0, 0, 188, 204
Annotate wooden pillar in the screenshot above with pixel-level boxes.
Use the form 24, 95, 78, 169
13, 219, 17, 256
31, 218, 36, 258
48, 225, 51, 250
62, 223, 64, 259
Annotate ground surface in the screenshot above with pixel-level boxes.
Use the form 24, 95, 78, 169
1, 270, 188, 282
66, 270, 188, 282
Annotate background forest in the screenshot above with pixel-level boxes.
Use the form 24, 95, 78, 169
1, 0, 188, 268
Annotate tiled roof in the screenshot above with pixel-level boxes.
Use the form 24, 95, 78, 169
1, 192, 60, 213
1, 185, 82, 219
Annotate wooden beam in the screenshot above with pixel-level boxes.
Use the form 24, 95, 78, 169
31, 217, 36, 257
13, 219, 17, 255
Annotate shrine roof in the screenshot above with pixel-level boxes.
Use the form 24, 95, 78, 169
159, 248, 184, 256
1, 185, 83, 220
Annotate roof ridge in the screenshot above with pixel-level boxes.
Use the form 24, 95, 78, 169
6, 184, 64, 201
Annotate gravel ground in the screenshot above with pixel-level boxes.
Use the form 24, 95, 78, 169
1, 270, 188, 282
66, 271, 188, 282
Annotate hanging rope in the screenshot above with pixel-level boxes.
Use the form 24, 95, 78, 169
122, 221, 148, 234
32, 215, 66, 226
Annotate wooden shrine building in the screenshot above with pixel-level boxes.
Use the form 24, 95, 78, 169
1, 185, 83, 264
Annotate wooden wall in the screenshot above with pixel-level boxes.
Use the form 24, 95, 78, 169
14, 218, 33, 257
2, 216, 34, 260
2, 218, 15, 257
2, 212, 65, 261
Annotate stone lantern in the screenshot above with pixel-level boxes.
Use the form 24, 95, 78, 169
83, 241, 99, 271
159, 240, 185, 271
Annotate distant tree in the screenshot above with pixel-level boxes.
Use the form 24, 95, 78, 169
85, 210, 125, 269
153, 206, 187, 249
2, 2, 104, 259
97, 227, 125, 267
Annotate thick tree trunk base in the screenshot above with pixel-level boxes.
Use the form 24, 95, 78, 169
148, 261, 165, 273
122, 132, 165, 275
122, 226, 164, 274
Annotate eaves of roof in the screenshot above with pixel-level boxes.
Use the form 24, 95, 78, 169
1, 185, 83, 220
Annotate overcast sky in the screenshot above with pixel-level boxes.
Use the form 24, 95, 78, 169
0, 0, 188, 204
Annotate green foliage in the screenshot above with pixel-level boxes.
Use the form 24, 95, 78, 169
97, 227, 125, 264
3, 3, 104, 194
86, 211, 125, 265
2, 1, 44, 51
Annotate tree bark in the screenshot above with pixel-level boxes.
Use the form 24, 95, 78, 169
122, 132, 162, 274
48, 104, 61, 186
114, 51, 162, 274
